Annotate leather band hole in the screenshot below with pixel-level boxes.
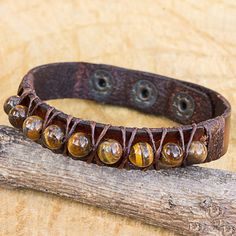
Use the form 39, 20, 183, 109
98, 77, 107, 89
140, 87, 150, 100
178, 100, 187, 112
131, 80, 157, 108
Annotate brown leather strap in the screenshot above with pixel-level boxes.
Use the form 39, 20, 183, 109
17, 62, 231, 168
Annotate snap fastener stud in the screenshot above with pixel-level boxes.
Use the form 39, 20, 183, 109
131, 80, 157, 108
90, 69, 113, 94
172, 93, 195, 121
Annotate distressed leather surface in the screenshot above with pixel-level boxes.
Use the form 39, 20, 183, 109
32, 62, 214, 123
18, 62, 230, 169
0, 1, 236, 236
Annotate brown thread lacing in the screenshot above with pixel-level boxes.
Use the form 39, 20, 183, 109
118, 127, 138, 169
154, 128, 167, 169
62, 115, 73, 154
64, 115, 73, 137
42, 107, 61, 132
87, 122, 111, 164
22, 89, 83, 154
143, 128, 157, 171
42, 107, 55, 131
19, 89, 201, 169
61, 116, 82, 154
27, 96, 38, 116
182, 123, 197, 166
19, 89, 42, 117
177, 127, 185, 153
121, 126, 126, 153
29, 100, 44, 116
117, 126, 126, 169
19, 89, 35, 103
64, 118, 81, 142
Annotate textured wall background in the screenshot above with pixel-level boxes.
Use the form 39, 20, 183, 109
0, 0, 235, 235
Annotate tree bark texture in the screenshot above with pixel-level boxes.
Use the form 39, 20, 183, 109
0, 125, 235, 236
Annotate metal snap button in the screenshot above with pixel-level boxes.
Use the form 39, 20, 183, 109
90, 69, 113, 94
172, 93, 195, 121
131, 80, 157, 109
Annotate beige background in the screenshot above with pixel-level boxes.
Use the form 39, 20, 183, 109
0, 0, 236, 235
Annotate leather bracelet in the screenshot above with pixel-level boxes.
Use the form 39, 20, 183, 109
3, 62, 231, 170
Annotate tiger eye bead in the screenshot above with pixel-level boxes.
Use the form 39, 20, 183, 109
8, 105, 28, 128
186, 141, 208, 165
67, 132, 92, 158
42, 125, 65, 150
159, 143, 184, 168
22, 116, 43, 141
4, 95, 21, 114
129, 142, 154, 168
97, 139, 123, 165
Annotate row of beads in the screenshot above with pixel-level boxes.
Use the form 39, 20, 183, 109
4, 96, 208, 168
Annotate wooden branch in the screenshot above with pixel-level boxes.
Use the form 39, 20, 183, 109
0, 125, 235, 236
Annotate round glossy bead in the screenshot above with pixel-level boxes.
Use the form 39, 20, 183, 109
42, 125, 65, 150
67, 132, 92, 158
186, 141, 208, 165
8, 105, 28, 128
22, 116, 43, 141
4, 95, 21, 114
97, 139, 123, 165
129, 142, 154, 168
160, 143, 184, 168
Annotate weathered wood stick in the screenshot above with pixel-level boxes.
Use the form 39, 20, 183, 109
0, 125, 235, 236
